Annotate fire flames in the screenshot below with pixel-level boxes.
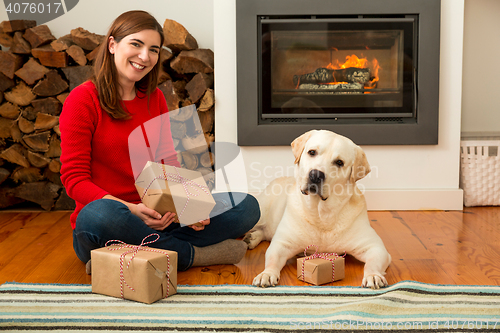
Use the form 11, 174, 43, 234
326, 54, 380, 88
327, 54, 368, 70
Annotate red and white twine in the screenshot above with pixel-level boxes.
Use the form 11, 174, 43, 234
105, 233, 171, 299
140, 164, 210, 219
300, 245, 346, 283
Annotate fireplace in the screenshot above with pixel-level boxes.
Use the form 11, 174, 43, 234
236, 0, 441, 146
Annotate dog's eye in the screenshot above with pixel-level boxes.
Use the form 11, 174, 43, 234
308, 150, 317, 156
334, 159, 344, 167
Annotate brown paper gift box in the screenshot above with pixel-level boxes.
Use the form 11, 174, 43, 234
135, 161, 215, 226
297, 255, 345, 285
91, 245, 177, 304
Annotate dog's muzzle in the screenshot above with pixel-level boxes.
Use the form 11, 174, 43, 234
301, 169, 328, 201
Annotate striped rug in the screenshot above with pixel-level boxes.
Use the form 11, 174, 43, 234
1, 280, 500, 332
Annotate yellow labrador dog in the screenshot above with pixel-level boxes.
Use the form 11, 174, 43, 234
244, 130, 391, 289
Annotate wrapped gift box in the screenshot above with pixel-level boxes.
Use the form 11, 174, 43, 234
91, 244, 177, 304
297, 255, 345, 285
135, 161, 215, 226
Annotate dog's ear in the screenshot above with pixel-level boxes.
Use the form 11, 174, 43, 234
351, 145, 371, 182
291, 130, 315, 164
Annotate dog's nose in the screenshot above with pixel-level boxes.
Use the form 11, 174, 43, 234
309, 169, 325, 184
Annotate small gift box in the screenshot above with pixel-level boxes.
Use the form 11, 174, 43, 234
135, 161, 215, 226
297, 246, 345, 285
91, 234, 177, 304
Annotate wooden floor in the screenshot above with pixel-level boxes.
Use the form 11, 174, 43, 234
0, 207, 499, 287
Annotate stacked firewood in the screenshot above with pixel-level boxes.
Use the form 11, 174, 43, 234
0, 19, 215, 210
159, 19, 215, 190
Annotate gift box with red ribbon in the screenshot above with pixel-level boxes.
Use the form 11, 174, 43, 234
91, 234, 177, 304
297, 246, 345, 285
135, 161, 215, 226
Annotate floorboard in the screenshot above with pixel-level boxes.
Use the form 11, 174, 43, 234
0, 207, 499, 286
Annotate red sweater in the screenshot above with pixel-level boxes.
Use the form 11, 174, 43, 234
60, 81, 179, 229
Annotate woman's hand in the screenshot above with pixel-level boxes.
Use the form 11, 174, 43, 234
189, 218, 210, 231
102, 195, 176, 231
131, 203, 177, 231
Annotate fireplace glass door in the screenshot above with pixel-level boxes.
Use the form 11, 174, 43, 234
260, 17, 417, 121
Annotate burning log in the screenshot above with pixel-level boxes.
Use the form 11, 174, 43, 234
298, 82, 364, 94
293, 67, 370, 86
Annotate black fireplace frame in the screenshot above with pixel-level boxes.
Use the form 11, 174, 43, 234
236, 0, 441, 146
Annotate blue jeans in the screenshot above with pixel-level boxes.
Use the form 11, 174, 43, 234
73, 192, 260, 271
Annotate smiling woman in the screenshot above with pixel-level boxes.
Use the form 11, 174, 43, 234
58, 10, 260, 275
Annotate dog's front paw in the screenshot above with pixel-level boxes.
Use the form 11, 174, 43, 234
253, 271, 280, 288
362, 274, 388, 289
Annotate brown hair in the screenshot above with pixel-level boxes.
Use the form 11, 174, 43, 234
91, 10, 164, 119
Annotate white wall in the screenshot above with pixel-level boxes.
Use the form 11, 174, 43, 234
461, 0, 500, 134
0, 0, 214, 49
214, 0, 465, 210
